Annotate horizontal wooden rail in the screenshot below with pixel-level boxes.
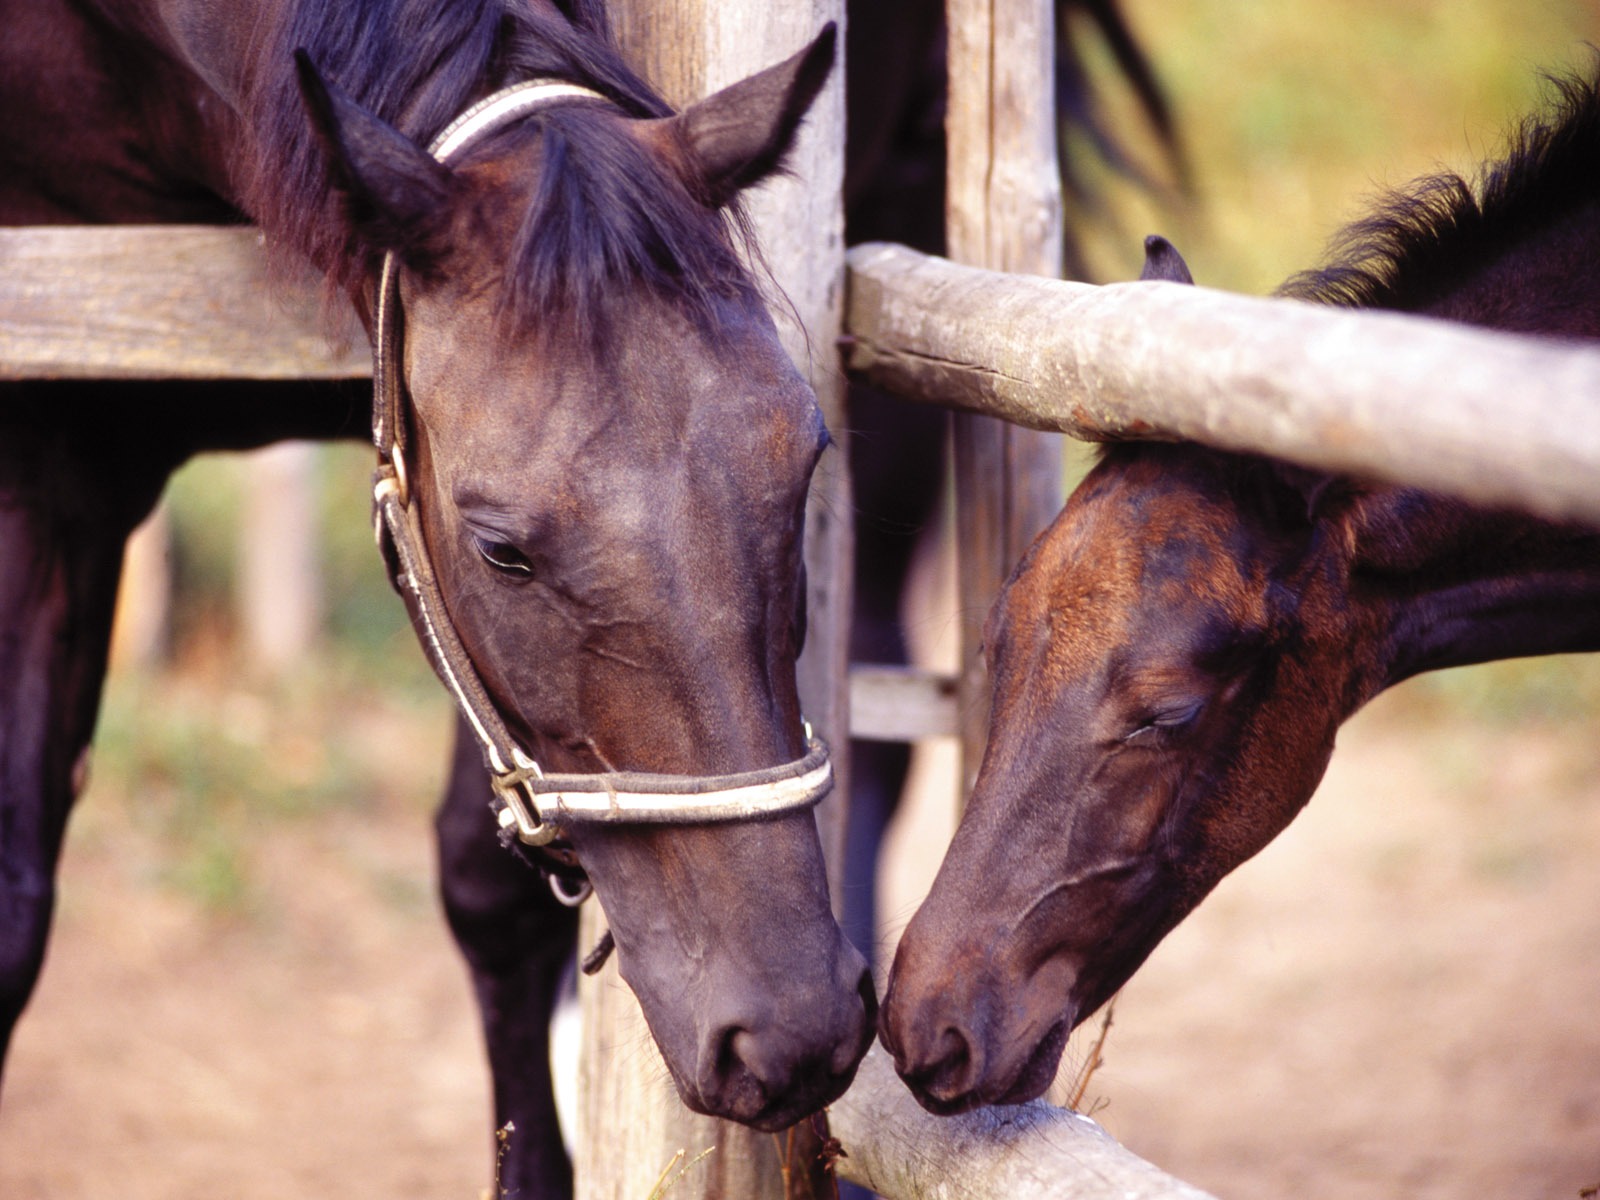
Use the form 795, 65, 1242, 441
845, 241, 1600, 526
830, 1046, 1216, 1199
0, 226, 366, 380
850, 665, 959, 741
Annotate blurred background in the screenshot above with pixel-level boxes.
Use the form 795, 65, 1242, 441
2, 1, 1598, 1197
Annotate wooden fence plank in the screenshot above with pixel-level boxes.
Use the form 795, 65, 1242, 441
944, 0, 1066, 795
846, 241, 1600, 525
575, 7, 847, 1200
850, 665, 959, 741
0, 226, 365, 380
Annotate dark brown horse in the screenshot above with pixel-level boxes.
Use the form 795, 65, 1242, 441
0, 1, 872, 1193
880, 68, 1600, 1114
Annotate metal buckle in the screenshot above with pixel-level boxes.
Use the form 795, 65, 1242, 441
493, 775, 560, 847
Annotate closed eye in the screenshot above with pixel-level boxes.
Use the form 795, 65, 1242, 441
473, 535, 534, 577
1122, 701, 1203, 744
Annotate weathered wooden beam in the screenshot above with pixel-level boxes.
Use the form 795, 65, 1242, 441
846, 241, 1600, 526
575, 7, 846, 1200
944, 0, 1066, 796
829, 1045, 1217, 1200
850, 665, 959, 741
0, 226, 366, 380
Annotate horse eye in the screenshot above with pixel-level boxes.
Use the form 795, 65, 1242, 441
473, 536, 533, 577
1124, 702, 1203, 743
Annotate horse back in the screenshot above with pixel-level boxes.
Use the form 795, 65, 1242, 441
0, 0, 239, 224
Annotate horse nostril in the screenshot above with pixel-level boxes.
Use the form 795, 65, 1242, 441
934, 1025, 970, 1073
905, 1023, 983, 1107
702, 1026, 771, 1120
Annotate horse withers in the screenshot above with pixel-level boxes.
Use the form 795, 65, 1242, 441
0, 2, 869, 1193
879, 69, 1600, 1113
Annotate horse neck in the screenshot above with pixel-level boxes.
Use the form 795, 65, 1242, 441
1343, 181, 1600, 691
1425, 196, 1600, 337
1344, 489, 1600, 691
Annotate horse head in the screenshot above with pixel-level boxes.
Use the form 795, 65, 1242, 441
881, 239, 1375, 1113
297, 27, 874, 1129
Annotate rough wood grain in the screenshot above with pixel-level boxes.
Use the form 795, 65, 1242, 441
846, 241, 1600, 526
850, 665, 960, 741
575, 7, 847, 1200
829, 1046, 1218, 1200
944, 0, 1065, 794
575, 900, 790, 1200
0, 226, 366, 380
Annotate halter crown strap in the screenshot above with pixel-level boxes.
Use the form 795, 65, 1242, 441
430, 81, 607, 161
369, 80, 833, 851
373, 80, 607, 474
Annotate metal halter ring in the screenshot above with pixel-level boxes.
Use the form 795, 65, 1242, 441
548, 874, 593, 907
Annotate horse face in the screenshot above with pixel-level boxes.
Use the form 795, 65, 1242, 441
409, 277, 873, 1129
881, 443, 1366, 1114
299, 31, 874, 1129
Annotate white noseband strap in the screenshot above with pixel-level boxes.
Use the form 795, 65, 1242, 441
492, 737, 833, 846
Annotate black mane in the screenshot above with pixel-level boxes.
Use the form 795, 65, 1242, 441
1278, 65, 1600, 313
241, 0, 758, 333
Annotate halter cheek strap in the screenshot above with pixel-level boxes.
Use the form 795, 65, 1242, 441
369, 80, 833, 860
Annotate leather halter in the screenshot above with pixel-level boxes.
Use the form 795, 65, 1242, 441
369, 80, 834, 862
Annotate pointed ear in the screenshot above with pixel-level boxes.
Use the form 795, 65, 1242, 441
1140, 234, 1195, 284
641, 23, 837, 208
295, 51, 459, 266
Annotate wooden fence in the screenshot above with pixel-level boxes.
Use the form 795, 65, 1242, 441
846, 241, 1600, 525
7, 1, 1600, 1198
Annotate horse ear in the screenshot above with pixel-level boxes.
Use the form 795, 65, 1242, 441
642, 23, 837, 208
294, 51, 458, 265
1140, 234, 1194, 284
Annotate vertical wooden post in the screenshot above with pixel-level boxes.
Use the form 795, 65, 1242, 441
945, 0, 1064, 792
240, 441, 322, 673
575, 5, 848, 1199
111, 505, 171, 668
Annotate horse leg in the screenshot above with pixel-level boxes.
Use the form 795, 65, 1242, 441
436, 718, 578, 1200
0, 406, 170, 1077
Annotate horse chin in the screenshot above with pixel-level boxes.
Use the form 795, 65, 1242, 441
991, 1015, 1074, 1105
679, 1079, 848, 1133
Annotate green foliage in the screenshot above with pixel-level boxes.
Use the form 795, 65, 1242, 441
315, 442, 426, 665
1068, 0, 1596, 294
1401, 655, 1600, 727
90, 655, 449, 916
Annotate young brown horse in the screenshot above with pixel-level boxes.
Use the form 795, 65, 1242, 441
880, 69, 1600, 1114
0, 1, 872, 1193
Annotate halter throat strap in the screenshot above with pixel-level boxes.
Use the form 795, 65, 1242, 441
369, 80, 833, 852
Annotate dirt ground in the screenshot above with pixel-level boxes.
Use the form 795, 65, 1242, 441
1, 680, 1596, 1199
